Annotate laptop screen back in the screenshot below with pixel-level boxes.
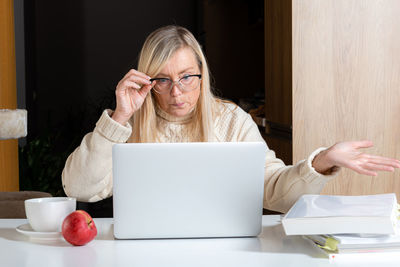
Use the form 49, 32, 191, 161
112, 142, 266, 239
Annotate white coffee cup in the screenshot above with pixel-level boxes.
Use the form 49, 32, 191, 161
24, 197, 76, 232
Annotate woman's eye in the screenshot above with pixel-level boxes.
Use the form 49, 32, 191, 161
159, 78, 169, 84
181, 75, 191, 81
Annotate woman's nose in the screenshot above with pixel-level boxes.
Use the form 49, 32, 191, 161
170, 83, 183, 96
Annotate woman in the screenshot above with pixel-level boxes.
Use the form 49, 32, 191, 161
62, 25, 399, 213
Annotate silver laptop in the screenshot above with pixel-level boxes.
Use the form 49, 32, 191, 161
112, 142, 266, 239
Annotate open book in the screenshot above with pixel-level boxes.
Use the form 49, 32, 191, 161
282, 194, 398, 235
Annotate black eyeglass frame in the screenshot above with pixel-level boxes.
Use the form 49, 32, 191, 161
149, 74, 202, 94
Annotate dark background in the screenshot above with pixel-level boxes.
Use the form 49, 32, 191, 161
17, 0, 265, 216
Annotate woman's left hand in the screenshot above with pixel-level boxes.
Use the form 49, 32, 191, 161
312, 140, 400, 176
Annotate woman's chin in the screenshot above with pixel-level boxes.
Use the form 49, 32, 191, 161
168, 106, 191, 117
170, 110, 189, 117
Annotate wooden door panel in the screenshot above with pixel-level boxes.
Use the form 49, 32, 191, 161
0, 0, 19, 191
265, 0, 292, 127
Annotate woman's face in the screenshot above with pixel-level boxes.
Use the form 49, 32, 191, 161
153, 47, 201, 117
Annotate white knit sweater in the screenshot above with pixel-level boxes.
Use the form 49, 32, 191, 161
62, 102, 339, 212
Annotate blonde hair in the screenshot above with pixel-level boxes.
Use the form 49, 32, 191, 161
131, 25, 219, 142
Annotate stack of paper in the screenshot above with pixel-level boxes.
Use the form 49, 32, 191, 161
282, 193, 400, 261
304, 231, 400, 261
306, 230, 400, 251
282, 194, 398, 235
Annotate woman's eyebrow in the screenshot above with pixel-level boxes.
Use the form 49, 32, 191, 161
178, 68, 195, 74
157, 68, 196, 77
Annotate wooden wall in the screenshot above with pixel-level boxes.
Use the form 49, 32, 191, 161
292, 0, 400, 196
0, 0, 19, 191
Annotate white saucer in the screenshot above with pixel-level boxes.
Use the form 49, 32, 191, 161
16, 224, 62, 240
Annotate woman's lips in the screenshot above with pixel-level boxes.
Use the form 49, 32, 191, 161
171, 102, 185, 107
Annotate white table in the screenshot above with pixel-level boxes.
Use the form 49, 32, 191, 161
1, 215, 399, 267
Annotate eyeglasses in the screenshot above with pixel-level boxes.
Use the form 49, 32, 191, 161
150, 74, 202, 94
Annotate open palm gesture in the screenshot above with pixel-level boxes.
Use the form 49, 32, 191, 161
313, 140, 400, 176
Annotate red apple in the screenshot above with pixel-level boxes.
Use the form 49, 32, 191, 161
62, 210, 97, 246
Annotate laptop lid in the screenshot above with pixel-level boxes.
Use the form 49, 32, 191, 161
112, 142, 266, 239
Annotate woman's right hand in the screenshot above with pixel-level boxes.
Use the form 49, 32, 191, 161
112, 69, 155, 125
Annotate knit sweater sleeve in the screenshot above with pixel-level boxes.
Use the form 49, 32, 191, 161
224, 106, 340, 213
61, 110, 132, 202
